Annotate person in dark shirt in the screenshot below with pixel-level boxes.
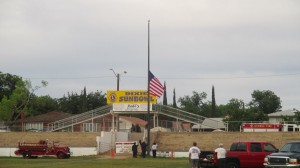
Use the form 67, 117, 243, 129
139, 140, 147, 158
132, 142, 138, 158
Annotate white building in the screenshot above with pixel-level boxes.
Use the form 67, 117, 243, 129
268, 108, 299, 123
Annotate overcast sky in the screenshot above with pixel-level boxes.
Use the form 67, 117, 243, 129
1, 0, 299, 111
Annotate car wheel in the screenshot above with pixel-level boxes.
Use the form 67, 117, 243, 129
57, 152, 66, 159
22, 151, 31, 159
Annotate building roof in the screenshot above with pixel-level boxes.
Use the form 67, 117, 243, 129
22, 111, 73, 123
192, 118, 225, 129
119, 116, 147, 127
268, 109, 299, 117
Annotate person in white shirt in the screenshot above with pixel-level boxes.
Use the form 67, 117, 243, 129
214, 143, 227, 168
189, 142, 201, 168
151, 142, 158, 158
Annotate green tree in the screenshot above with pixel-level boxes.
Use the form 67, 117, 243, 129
0, 80, 47, 125
172, 88, 177, 108
58, 92, 82, 114
244, 107, 268, 121
221, 98, 245, 131
220, 98, 268, 131
0, 80, 28, 123
86, 90, 107, 110
178, 91, 207, 115
211, 85, 216, 117
58, 90, 107, 114
249, 90, 282, 114
294, 110, 300, 123
163, 82, 167, 105
0, 72, 22, 100
82, 86, 88, 112
28, 95, 58, 116
201, 101, 214, 117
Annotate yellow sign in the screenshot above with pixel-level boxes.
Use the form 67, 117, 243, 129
107, 90, 156, 104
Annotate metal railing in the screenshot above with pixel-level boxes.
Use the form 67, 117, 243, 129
153, 104, 224, 130
48, 104, 113, 132
47, 104, 224, 132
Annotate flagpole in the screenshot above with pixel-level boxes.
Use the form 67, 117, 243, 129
147, 20, 151, 156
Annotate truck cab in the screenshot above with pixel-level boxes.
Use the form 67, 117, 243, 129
264, 141, 300, 167
226, 142, 277, 168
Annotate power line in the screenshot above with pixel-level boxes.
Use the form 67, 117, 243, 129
25, 72, 300, 80
26, 76, 113, 80
161, 72, 300, 80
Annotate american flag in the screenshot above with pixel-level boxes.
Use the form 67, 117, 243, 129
149, 71, 164, 98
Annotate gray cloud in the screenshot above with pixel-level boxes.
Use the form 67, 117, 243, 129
1, 0, 300, 110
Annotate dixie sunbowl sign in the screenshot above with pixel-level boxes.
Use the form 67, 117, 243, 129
107, 90, 156, 112
107, 90, 156, 104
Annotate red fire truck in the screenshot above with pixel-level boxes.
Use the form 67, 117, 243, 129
241, 123, 300, 132
14, 140, 71, 159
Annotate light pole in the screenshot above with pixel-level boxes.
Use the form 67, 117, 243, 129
109, 68, 127, 91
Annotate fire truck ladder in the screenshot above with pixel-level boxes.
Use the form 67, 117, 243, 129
153, 104, 224, 130
48, 104, 112, 132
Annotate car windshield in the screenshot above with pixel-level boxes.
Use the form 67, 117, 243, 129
280, 143, 300, 153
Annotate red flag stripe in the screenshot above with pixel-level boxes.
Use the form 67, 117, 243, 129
150, 85, 164, 96
149, 71, 164, 98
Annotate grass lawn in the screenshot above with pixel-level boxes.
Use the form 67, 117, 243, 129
0, 156, 190, 168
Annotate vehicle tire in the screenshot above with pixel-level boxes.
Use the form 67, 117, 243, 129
57, 152, 66, 159
22, 151, 31, 159
226, 162, 239, 168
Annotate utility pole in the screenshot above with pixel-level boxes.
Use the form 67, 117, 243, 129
109, 69, 127, 91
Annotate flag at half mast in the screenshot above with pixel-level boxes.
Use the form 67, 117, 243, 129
149, 71, 164, 98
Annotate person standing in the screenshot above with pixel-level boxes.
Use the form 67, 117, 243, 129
151, 142, 158, 158
132, 142, 138, 158
214, 143, 227, 168
189, 142, 201, 168
139, 140, 147, 158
